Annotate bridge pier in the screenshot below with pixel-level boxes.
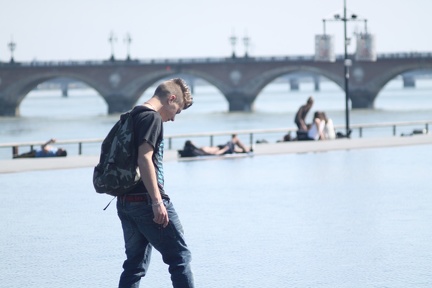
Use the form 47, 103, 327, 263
402, 75, 416, 88
0, 99, 20, 116
226, 92, 254, 112
349, 89, 376, 109
289, 78, 299, 91
61, 83, 68, 97
313, 76, 320, 91
105, 95, 137, 114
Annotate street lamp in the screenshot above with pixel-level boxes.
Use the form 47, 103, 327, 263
108, 31, 117, 62
229, 32, 237, 59
8, 36, 16, 64
124, 33, 132, 61
243, 34, 250, 58
322, 0, 368, 137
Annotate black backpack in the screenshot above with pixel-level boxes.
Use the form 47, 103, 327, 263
93, 106, 146, 197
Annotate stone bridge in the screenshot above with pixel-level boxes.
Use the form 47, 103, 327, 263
1, 52, 432, 116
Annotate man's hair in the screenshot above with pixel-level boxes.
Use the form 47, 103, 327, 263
154, 78, 193, 110
56, 149, 67, 157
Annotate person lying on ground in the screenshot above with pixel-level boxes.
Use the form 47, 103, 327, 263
13, 138, 67, 158
179, 134, 252, 157
277, 132, 293, 142
213, 134, 252, 155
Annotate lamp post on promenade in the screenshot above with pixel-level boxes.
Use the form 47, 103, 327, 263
341, 1, 352, 137
322, 0, 368, 137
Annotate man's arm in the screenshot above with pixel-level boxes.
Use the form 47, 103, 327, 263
41, 138, 56, 152
294, 107, 303, 122
137, 141, 169, 227
314, 118, 325, 140
295, 106, 308, 131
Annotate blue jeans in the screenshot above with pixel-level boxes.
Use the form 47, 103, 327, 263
117, 196, 194, 288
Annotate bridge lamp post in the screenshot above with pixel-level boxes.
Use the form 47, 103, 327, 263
322, 0, 367, 137
7, 36, 16, 64
108, 31, 117, 62
124, 33, 132, 61
243, 34, 250, 58
229, 33, 237, 59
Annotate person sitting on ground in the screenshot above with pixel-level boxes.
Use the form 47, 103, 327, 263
322, 112, 336, 140
314, 111, 351, 139
179, 134, 252, 157
307, 112, 326, 141
277, 132, 293, 142
13, 138, 67, 158
294, 96, 314, 131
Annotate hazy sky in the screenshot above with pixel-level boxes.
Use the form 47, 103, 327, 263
1, 0, 431, 62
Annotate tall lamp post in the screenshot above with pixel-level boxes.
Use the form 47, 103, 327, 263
322, 0, 367, 137
243, 34, 250, 58
229, 32, 237, 59
108, 31, 117, 62
8, 36, 16, 64
124, 33, 132, 61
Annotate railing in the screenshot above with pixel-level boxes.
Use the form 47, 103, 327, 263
1, 120, 430, 158
0, 138, 103, 158
2, 52, 432, 67
352, 121, 430, 138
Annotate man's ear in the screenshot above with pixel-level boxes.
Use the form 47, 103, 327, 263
169, 94, 177, 103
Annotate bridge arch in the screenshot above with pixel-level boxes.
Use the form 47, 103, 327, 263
122, 68, 230, 109
244, 65, 344, 106
178, 68, 234, 95
368, 63, 432, 106
2, 72, 106, 116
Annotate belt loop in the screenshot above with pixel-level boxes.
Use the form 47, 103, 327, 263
145, 193, 152, 205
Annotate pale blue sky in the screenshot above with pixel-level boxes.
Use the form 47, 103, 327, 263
1, 0, 431, 61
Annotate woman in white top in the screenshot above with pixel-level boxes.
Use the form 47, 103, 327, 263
324, 118, 336, 140
307, 112, 326, 140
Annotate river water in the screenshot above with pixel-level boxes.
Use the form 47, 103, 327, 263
0, 78, 431, 287
1, 78, 432, 159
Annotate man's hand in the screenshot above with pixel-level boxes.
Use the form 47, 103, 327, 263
152, 202, 169, 228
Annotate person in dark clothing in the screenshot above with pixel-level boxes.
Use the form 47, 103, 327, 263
115, 78, 195, 288
13, 138, 67, 158
294, 96, 314, 131
179, 140, 214, 157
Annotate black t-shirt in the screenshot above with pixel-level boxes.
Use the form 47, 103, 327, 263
294, 104, 310, 124
129, 106, 167, 198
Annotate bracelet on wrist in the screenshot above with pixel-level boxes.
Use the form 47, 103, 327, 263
152, 200, 163, 207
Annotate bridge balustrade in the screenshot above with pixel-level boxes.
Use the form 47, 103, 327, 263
3, 52, 432, 67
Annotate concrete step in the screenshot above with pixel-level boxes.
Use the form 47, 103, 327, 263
1, 134, 431, 174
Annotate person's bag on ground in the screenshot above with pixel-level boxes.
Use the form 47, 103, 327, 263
93, 107, 145, 196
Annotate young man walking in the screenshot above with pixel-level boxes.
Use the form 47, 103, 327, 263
116, 78, 194, 288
